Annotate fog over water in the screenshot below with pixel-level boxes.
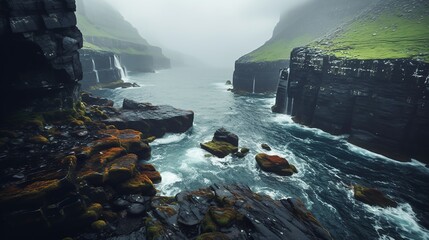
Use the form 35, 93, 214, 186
105, 0, 308, 68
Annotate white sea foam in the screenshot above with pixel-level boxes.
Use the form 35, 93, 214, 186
151, 133, 187, 146
157, 171, 183, 196
365, 203, 429, 240
347, 143, 429, 170
270, 114, 294, 124
252, 186, 290, 200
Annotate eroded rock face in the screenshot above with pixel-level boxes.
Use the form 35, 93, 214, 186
103, 99, 194, 137
0, 0, 83, 113
278, 47, 429, 163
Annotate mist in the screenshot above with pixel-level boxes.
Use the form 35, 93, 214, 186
105, 0, 308, 68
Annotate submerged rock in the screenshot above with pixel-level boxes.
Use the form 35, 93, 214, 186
255, 153, 298, 176
103, 99, 194, 137
353, 185, 398, 208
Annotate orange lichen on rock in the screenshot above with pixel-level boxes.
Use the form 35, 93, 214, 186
99, 129, 150, 158
105, 154, 138, 182
117, 172, 156, 196
0, 179, 61, 206
140, 164, 162, 184
255, 153, 298, 176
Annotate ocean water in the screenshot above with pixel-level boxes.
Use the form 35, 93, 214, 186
92, 67, 429, 240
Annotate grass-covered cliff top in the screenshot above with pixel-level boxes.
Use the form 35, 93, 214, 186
236, 0, 373, 64
240, 36, 313, 63
311, 0, 429, 63
77, 14, 149, 55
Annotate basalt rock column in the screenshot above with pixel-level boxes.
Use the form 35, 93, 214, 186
0, 0, 83, 113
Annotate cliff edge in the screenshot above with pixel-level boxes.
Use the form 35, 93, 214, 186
274, 0, 429, 163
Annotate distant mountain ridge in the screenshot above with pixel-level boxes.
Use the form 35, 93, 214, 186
76, 0, 170, 71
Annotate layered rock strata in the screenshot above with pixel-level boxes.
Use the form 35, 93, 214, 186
102, 99, 194, 137
233, 60, 288, 93
275, 47, 429, 162
0, 0, 83, 113
105, 184, 333, 240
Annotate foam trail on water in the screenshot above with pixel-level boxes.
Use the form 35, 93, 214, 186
157, 171, 183, 196
151, 133, 187, 146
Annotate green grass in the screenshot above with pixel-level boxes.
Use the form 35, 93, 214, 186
77, 13, 115, 40
77, 14, 149, 55
312, 10, 429, 62
242, 36, 314, 63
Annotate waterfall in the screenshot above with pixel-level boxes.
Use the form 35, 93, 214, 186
91, 59, 99, 83
113, 55, 127, 81
252, 77, 256, 94
123, 65, 128, 77
109, 57, 113, 70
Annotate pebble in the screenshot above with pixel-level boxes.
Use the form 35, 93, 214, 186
127, 203, 146, 216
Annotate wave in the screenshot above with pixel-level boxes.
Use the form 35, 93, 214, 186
151, 133, 187, 146
365, 203, 429, 240
157, 171, 183, 196
346, 143, 429, 171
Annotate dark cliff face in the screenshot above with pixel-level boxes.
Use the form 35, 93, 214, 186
232, 0, 375, 93
79, 49, 123, 88
233, 60, 288, 93
0, 0, 83, 113
278, 47, 429, 162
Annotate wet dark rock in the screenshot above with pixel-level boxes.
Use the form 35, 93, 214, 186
82, 93, 114, 107
127, 203, 146, 216
261, 143, 272, 151
103, 99, 194, 137
255, 153, 298, 176
225, 80, 232, 85
201, 128, 240, 158
213, 128, 239, 147
113, 198, 130, 210
353, 185, 398, 208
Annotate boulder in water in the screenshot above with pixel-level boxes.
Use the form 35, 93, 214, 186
213, 128, 239, 147
201, 128, 239, 158
201, 141, 238, 158
102, 99, 194, 137
261, 143, 271, 151
353, 185, 398, 208
255, 153, 298, 176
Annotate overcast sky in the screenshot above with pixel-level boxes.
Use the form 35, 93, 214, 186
105, 0, 307, 68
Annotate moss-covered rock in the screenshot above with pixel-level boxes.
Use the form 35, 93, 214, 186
0, 179, 62, 207
91, 220, 107, 231
200, 141, 238, 158
255, 153, 298, 176
117, 172, 156, 196
105, 154, 138, 183
140, 164, 162, 184
29, 135, 49, 144
353, 185, 398, 208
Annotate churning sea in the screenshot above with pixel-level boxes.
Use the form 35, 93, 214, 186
92, 66, 429, 240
